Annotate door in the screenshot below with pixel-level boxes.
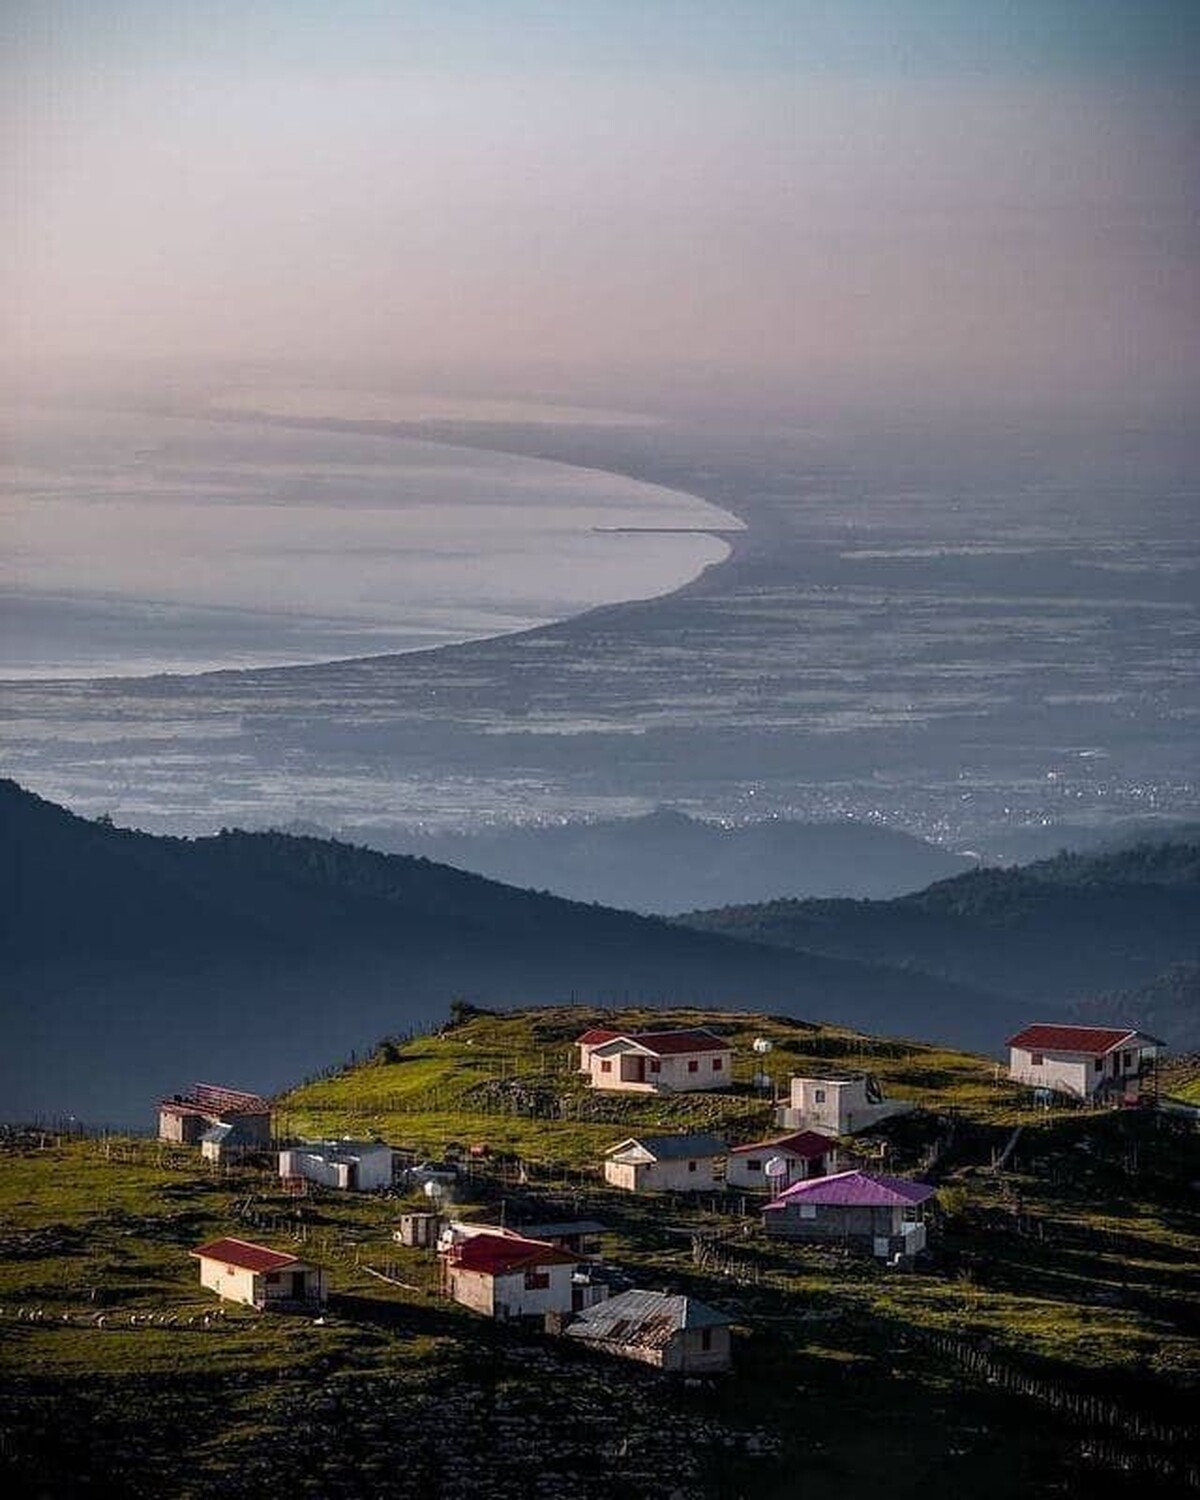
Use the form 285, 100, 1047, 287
291, 1271, 308, 1301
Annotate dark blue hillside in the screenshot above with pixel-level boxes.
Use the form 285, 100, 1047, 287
0, 779, 1013, 1124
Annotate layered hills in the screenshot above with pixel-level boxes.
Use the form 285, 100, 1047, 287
8, 778, 1198, 1127
680, 844, 1200, 1047
0, 780, 1005, 1125
341, 807, 977, 911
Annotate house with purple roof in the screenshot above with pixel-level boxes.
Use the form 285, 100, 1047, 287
762, 1169, 936, 1263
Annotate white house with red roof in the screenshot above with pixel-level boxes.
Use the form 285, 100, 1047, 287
190, 1237, 326, 1310
576, 1028, 623, 1071
725, 1130, 838, 1191
1007, 1024, 1164, 1100
440, 1230, 584, 1320
576, 1027, 734, 1093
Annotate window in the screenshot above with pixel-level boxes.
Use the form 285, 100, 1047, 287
746, 1159, 762, 1172
649, 1059, 661, 1073
814, 1089, 826, 1103
701, 1329, 713, 1351
687, 1059, 699, 1073
1123, 1051, 1133, 1070
524, 1270, 550, 1290
1030, 1052, 1044, 1065
688, 1160, 698, 1172
265, 1272, 280, 1285
600, 1059, 612, 1074
711, 1057, 723, 1071
799, 1204, 817, 1220
1094, 1058, 1103, 1072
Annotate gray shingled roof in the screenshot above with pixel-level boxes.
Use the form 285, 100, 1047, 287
566, 1289, 731, 1348
607, 1134, 727, 1161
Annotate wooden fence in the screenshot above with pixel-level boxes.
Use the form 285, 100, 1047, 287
916, 1327, 1200, 1488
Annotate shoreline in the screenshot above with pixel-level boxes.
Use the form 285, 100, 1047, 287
1, 404, 744, 688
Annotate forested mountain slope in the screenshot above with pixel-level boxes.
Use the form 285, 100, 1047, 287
1, 780, 1011, 1123
680, 845, 1200, 1033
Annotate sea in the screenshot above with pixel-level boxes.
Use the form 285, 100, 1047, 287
0, 398, 736, 680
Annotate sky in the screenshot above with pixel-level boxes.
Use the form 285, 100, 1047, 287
4, 1, 1198, 417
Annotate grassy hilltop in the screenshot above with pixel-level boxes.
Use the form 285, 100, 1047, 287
3, 1007, 1199, 1500
278, 1003, 1009, 1160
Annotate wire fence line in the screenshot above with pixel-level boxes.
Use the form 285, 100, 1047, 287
915, 1327, 1200, 1485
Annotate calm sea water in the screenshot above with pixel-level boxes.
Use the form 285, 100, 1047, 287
0, 404, 736, 679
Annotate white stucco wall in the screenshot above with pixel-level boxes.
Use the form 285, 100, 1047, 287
604, 1152, 721, 1192
492, 1261, 576, 1319
587, 1047, 732, 1093
447, 1266, 495, 1316
448, 1260, 576, 1319
784, 1078, 909, 1134
196, 1256, 323, 1308
1009, 1048, 1098, 1097
278, 1145, 392, 1190
726, 1146, 834, 1190
198, 1257, 260, 1307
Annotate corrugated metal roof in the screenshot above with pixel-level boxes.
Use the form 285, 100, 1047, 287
1007, 1024, 1161, 1055
728, 1131, 833, 1159
764, 1169, 935, 1210
161, 1084, 269, 1116
566, 1289, 731, 1348
293, 1139, 390, 1164
605, 1133, 727, 1161
190, 1237, 299, 1273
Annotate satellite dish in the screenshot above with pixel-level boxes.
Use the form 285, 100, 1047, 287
752, 1038, 774, 1054
764, 1157, 789, 1179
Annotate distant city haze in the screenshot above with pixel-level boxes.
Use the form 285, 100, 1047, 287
4, 1, 1197, 420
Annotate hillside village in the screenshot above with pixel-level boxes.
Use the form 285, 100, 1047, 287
2, 1005, 1198, 1499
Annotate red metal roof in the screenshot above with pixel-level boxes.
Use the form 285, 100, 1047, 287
576, 1028, 622, 1047
633, 1029, 731, 1055
190, 1237, 299, 1273
729, 1131, 834, 1159
448, 1232, 579, 1276
1007, 1024, 1142, 1056
587, 1027, 731, 1056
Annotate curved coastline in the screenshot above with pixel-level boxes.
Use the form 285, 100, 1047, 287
1, 402, 745, 686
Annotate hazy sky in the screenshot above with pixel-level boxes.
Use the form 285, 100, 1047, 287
4, 1, 1198, 415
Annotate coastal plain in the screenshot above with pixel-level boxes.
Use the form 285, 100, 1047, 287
1, 406, 1195, 857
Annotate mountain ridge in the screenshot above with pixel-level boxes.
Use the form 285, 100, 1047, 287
679, 842, 1200, 1045
1, 779, 1013, 1125
330, 807, 977, 911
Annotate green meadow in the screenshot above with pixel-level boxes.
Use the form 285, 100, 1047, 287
3, 1007, 1198, 1498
